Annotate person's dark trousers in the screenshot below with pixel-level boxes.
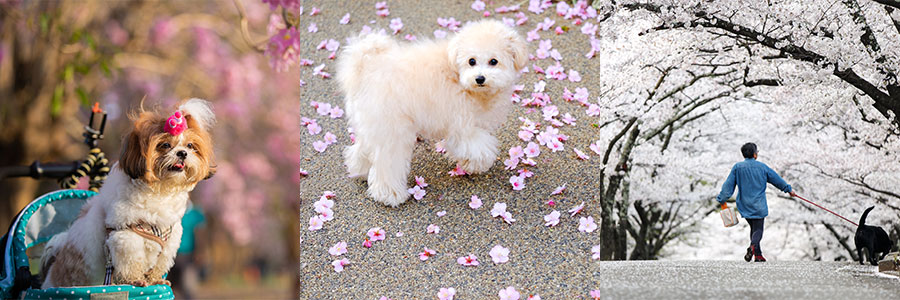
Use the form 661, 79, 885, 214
747, 218, 765, 255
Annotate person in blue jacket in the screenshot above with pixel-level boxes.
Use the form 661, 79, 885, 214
716, 143, 797, 262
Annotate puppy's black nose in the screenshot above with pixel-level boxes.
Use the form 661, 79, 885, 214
475, 76, 486, 85
176, 150, 187, 158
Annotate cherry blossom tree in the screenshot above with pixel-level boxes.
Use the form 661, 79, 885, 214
609, 0, 900, 259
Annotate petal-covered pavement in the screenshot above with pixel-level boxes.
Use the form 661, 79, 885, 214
297, 1, 900, 298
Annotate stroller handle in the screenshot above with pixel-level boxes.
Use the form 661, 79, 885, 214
0, 161, 79, 181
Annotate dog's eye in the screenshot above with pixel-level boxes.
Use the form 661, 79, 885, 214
159, 142, 171, 149
489, 58, 498, 66
187, 143, 194, 150
468, 58, 476, 66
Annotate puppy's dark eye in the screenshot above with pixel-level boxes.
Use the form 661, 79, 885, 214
468, 58, 476, 66
489, 58, 498, 66
159, 142, 171, 149
187, 143, 194, 150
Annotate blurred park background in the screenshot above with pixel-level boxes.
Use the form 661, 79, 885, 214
1, 0, 299, 298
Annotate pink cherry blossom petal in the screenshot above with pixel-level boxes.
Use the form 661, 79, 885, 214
490, 202, 507, 218
426, 224, 440, 234
330, 106, 344, 118
367, 227, 386, 241
438, 287, 456, 300
569, 201, 585, 217
574, 148, 590, 160
448, 164, 468, 176
328, 241, 348, 256
590, 142, 603, 155
469, 195, 483, 209
471, 0, 485, 11
518, 130, 534, 141
524, 142, 541, 158
457, 254, 479, 266
504, 157, 520, 170
323, 132, 337, 145
518, 168, 534, 178
578, 216, 597, 233
509, 146, 525, 160
340, 13, 351, 24
331, 258, 349, 272
415, 176, 428, 188
308, 215, 324, 231
568, 69, 582, 82
317, 207, 334, 221
419, 246, 437, 261
544, 210, 560, 227
509, 175, 525, 191
551, 184, 566, 195
407, 186, 426, 200
389, 18, 403, 34
499, 286, 521, 300
313, 140, 327, 152
489, 245, 510, 264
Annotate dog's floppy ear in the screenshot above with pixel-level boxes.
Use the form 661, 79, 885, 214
505, 27, 528, 72
119, 113, 159, 182
203, 164, 217, 180
446, 36, 461, 79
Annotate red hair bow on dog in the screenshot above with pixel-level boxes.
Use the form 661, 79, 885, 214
166, 111, 186, 136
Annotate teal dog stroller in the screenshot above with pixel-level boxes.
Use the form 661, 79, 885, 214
0, 106, 173, 299
1, 190, 174, 300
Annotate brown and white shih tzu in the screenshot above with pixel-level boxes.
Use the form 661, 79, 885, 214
40, 98, 216, 288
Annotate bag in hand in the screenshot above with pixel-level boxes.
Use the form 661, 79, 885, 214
719, 203, 739, 227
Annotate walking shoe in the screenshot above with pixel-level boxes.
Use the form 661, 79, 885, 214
744, 246, 753, 262
754, 255, 767, 262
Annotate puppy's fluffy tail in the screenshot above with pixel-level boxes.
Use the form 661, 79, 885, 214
859, 206, 874, 227
39, 232, 66, 284
336, 33, 396, 98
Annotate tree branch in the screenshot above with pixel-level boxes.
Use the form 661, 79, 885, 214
231, 0, 268, 52
873, 0, 900, 10
602, 117, 638, 165
625, 2, 900, 127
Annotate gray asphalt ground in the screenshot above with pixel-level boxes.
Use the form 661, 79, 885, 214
296, 1, 900, 298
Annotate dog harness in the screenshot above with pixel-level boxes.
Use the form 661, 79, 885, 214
103, 222, 173, 285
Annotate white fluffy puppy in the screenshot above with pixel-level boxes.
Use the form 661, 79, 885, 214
337, 20, 527, 206
41, 99, 216, 288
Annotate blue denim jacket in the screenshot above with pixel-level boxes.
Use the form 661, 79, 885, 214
716, 158, 792, 219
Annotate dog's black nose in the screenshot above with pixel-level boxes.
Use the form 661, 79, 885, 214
475, 76, 485, 85
176, 150, 187, 158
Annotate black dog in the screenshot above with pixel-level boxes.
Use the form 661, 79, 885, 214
854, 206, 893, 265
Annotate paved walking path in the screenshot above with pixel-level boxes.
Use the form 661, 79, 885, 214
296, 1, 900, 298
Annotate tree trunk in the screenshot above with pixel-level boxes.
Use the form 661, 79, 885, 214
598, 122, 641, 260
614, 179, 631, 260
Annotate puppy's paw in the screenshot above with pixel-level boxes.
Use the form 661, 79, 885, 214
150, 279, 172, 286
367, 182, 409, 207
130, 280, 149, 287
460, 157, 493, 174
344, 144, 371, 178
446, 130, 498, 174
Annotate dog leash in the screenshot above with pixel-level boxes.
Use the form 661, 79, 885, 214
794, 194, 858, 226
